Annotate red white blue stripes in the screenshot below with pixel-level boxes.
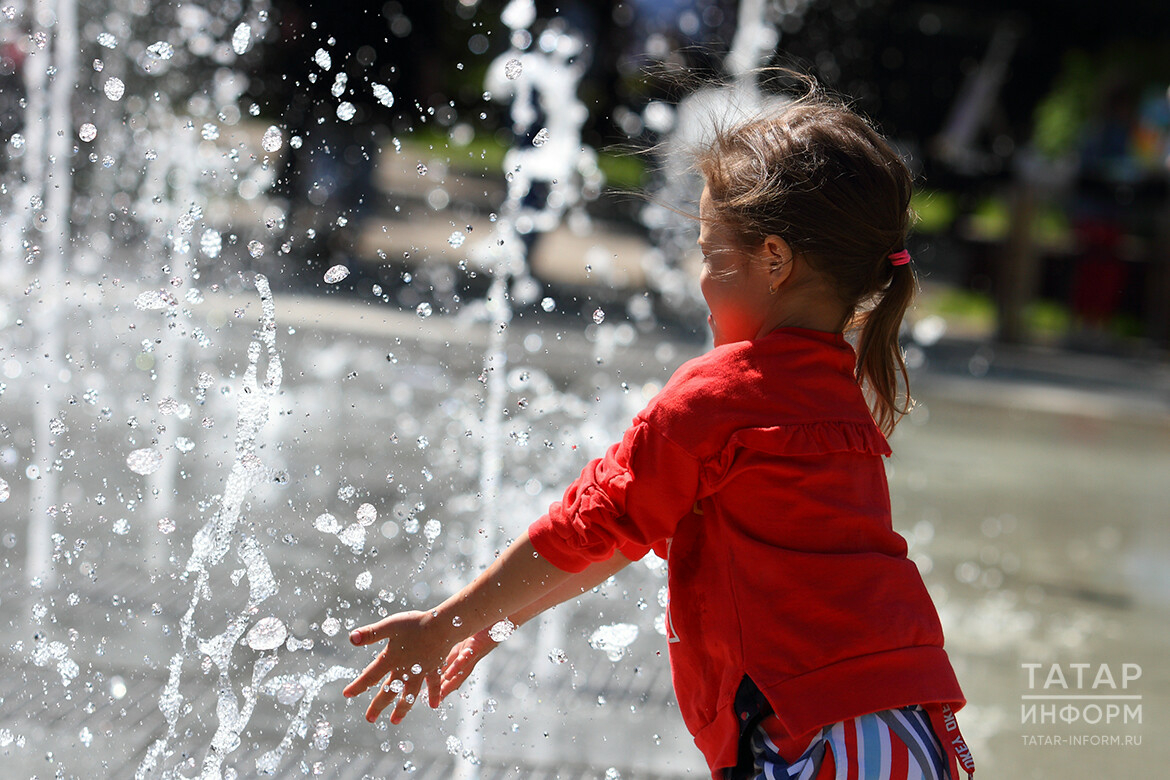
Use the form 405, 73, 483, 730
736, 706, 950, 780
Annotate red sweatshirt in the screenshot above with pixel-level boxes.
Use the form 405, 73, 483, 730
528, 328, 966, 777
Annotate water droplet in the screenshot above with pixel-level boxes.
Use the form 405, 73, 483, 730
423, 519, 441, 543
416, 163, 427, 176
0, 478, 8, 502
589, 623, 638, 661
447, 231, 465, 248
532, 127, 550, 147
135, 290, 177, 310
313, 513, 341, 534
415, 302, 432, 318
336, 102, 356, 122
548, 648, 568, 664
445, 735, 461, 755
592, 308, 605, 324
97, 31, 117, 48
175, 437, 195, 453
103, 77, 125, 101
248, 240, 265, 258
451, 616, 463, 627
78, 123, 97, 142
504, 58, 523, 79
372, 83, 394, 108
488, 619, 516, 642
157, 517, 175, 534
231, 22, 252, 55
146, 41, 174, 60
79, 726, 93, 747
201, 123, 219, 141
338, 523, 366, 552
201, 229, 222, 258
126, 448, 163, 475
605, 769, 622, 780
415, 435, 429, 449
246, 616, 288, 651
313, 720, 333, 751
323, 264, 350, 284
355, 571, 372, 590
356, 503, 377, 526
261, 125, 282, 153
314, 48, 332, 70
321, 617, 341, 636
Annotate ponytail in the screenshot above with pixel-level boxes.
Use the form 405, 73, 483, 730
854, 261, 916, 437
694, 84, 918, 436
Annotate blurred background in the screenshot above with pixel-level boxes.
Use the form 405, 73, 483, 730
0, 0, 1168, 778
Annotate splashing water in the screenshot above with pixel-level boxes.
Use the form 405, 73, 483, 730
231, 23, 252, 56
126, 448, 164, 475
588, 623, 639, 662
246, 616, 289, 651
135, 275, 355, 779
103, 77, 124, 101
372, 83, 394, 108
488, 619, 516, 642
261, 126, 282, 153
323, 264, 350, 283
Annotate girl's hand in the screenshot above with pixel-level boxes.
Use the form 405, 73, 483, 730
437, 629, 496, 704
343, 610, 452, 724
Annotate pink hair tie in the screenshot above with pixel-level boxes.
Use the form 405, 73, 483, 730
889, 249, 911, 266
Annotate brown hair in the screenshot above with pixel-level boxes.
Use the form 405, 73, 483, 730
694, 84, 916, 435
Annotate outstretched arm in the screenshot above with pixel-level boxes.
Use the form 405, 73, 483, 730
437, 551, 633, 702
344, 530, 579, 722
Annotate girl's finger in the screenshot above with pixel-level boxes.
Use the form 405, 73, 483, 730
366, 675, 401, 723
349, 617, 393, 646
442, 641, 465, 669
344, 654, 390, 698
438, 655, 474, 702
426, 668, 442, 709
389, 675, 424, 724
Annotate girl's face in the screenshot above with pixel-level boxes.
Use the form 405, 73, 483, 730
698, 187, 780, 347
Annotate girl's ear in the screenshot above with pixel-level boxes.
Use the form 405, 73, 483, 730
761, 235, 794, 289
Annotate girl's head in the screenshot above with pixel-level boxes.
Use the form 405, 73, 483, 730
694, 87, 916, 434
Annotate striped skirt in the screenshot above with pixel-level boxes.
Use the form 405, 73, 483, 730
730, 706, 952, 780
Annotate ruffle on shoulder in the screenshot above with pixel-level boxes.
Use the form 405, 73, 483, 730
700, 420, 891, 487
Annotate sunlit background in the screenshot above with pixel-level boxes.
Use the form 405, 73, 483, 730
0, 0, 1168, 778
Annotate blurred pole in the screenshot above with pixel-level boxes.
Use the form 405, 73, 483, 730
143, 121, 196, 572
3, 0, 45, 278
996, 179, 1040, 344
26, 0, 76, 587
1145, 198, 1170, 348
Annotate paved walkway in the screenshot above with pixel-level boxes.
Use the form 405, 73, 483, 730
1, 277, 1167, 778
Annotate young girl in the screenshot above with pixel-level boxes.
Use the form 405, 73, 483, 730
344, 90, 975, 780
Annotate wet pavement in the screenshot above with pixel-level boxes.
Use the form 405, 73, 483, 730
1, 284, 1167, 778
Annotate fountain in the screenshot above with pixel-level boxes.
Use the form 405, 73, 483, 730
0, 0, 690, 776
